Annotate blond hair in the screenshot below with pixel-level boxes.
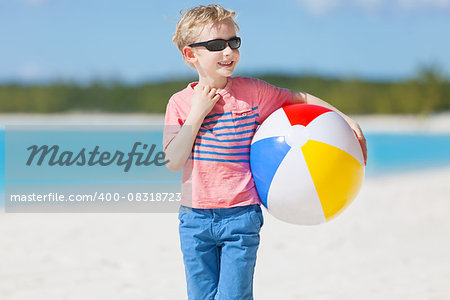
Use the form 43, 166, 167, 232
173, 4, 239, 67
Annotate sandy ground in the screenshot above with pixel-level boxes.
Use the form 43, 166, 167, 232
0, 166, 449, 300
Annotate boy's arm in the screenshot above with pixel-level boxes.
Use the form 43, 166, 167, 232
164, 85, 221, 172
292, 91, 367, 165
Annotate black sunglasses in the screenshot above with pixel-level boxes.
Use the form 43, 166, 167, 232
188, 37, 241, 52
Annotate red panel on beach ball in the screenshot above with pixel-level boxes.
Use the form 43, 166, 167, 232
282, 104, 332, 126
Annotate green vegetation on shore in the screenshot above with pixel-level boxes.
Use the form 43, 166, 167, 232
0, 67, 448, 115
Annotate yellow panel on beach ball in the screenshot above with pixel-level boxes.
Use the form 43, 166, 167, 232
302, 140, 364, 220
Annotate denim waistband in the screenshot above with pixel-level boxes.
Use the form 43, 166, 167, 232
179, 204, 260, 217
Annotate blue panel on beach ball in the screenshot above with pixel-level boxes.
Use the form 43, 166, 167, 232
250, 136, 291, 207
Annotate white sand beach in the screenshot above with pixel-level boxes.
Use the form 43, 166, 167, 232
0, 114, 449, 299
0, 167, 449, 299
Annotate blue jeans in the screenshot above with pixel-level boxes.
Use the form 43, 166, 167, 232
178, 204, 264, 300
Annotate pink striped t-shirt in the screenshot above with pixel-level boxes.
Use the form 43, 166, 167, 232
163, 76, 293, 209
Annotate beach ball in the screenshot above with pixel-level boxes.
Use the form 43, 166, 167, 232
250, 104, 365, 225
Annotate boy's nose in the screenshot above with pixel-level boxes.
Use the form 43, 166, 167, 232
223, 45, 233, 55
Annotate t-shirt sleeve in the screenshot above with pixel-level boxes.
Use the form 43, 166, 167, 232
255, 78, 293, 122
162, 99, 184, 151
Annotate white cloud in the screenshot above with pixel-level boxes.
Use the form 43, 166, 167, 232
296, 0, 341, 15
296, 0, 450, 16
17, 62, 42, 80
398, 0, 450, 10
296, 0, 382, 16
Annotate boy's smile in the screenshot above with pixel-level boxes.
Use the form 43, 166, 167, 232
186, 19, 240, 88
218, 59, 236, 69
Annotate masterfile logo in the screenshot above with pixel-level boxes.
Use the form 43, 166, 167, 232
3, 124, 190, 213
26, 142, 168, 172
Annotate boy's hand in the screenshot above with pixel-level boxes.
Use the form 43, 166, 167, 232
190, 84, 221, 120
347, 120, 367, 166
164, 84, 221, 172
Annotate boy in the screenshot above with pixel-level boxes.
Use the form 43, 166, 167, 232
163, 5, 367, 300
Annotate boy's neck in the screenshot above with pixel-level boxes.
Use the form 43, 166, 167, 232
198, 76, 228, 89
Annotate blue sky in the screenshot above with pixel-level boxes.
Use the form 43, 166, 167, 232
1, 0, 449, 83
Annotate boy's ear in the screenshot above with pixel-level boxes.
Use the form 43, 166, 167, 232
183, 46, 197, 64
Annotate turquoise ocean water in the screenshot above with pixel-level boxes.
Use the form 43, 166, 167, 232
1, 127, 449, 207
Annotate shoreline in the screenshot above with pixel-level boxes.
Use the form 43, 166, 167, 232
0, 113, 166, 125
1, 112, 450, 133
